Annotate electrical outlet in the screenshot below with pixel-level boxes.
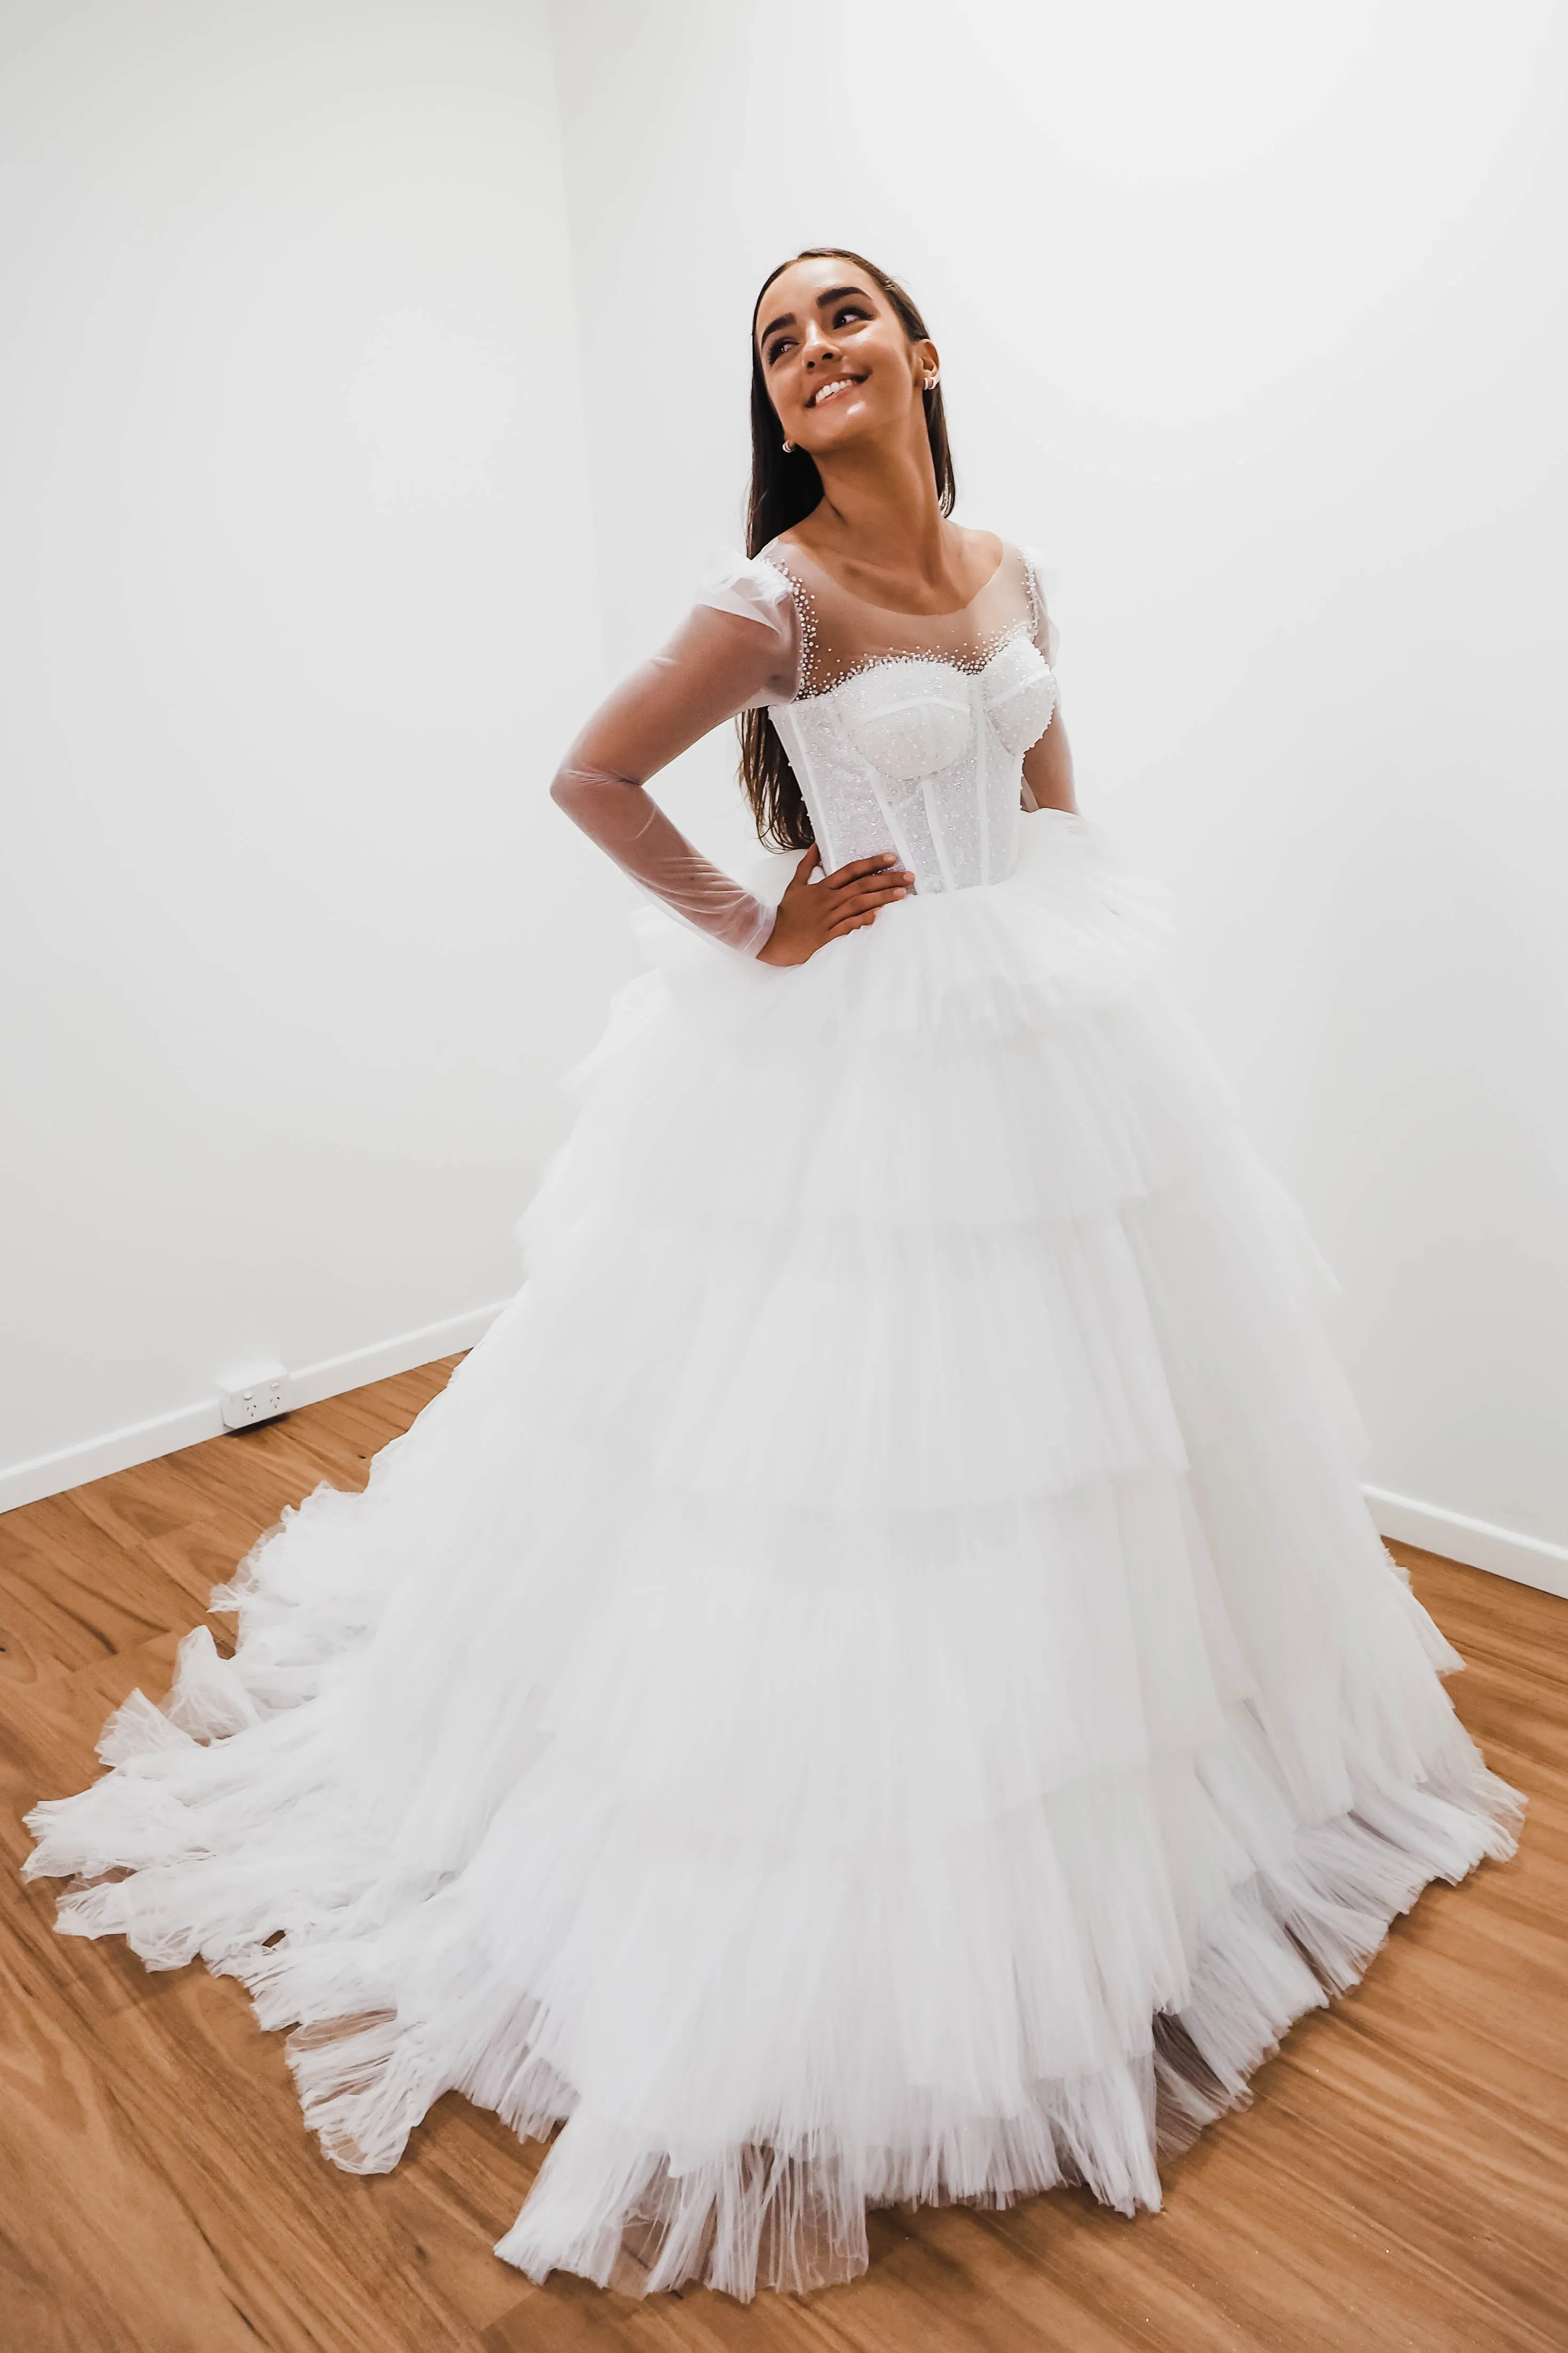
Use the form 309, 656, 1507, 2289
218, 1363, 291, 1431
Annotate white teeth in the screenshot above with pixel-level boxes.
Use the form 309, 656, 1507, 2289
809, 377, 860, 407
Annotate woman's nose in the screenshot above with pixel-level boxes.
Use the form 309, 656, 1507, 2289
802, 324, 841, 367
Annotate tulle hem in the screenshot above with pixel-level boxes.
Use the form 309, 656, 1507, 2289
495, 1750, 1520, 2298
28, 1664, 1519, 2301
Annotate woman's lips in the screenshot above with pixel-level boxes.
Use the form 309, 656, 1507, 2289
807, 375, 865, 408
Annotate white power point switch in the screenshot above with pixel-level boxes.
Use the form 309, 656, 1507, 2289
218, 1363, 291, 1431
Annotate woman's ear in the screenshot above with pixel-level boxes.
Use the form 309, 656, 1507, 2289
915, 338, 940, 390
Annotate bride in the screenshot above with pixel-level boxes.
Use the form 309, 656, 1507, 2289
26, 247, 1522, 2301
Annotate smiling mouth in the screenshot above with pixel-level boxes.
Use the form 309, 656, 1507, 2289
806, 374, 866, 409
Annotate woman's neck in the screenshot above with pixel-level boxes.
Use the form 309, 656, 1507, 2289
794, 416, 958, 595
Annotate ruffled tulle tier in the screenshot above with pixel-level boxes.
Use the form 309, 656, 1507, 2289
24, 814, 1522, 2300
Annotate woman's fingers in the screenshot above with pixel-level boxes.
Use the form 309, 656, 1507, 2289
784, 854, 914, 951
815, 876, 913, 938
826, 871, 913, 904
836, 880, 911, 916
823, 853, 906, 887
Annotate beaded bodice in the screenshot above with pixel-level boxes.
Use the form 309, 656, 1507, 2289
550, 530, 1062, 957
759, 540, 1059, 894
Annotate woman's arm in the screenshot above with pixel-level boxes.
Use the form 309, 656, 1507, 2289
1019, 547, 1077, 814
1021, 708, 1077, 814
553, 576, 911, 958
550, 600, 795, 956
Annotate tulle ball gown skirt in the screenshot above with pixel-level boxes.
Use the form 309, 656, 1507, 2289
25, 813, 1521, 2300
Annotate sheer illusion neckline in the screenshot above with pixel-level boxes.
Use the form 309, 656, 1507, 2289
813, 628, 1038, 690
765, 532, 1008, 620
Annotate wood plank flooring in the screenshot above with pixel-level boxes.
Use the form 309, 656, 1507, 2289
2, 1360, 1563, 2352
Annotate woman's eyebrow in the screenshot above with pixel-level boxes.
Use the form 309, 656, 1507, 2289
758, 286, 876, 350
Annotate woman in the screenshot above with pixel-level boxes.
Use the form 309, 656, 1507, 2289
26, 249, 1522, 2302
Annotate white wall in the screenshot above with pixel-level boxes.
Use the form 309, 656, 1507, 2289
547, 0, 1568, 1580
6, 2, 1565, 1580
0, 0, 628, 1503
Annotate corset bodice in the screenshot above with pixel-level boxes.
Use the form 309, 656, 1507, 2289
768, 630, 1059, 893
757, 538, 1059, 896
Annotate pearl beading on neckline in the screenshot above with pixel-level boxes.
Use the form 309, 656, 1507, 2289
761, 554, 1036, 704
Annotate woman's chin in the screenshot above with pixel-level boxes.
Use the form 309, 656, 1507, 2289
800, 401, 881, 452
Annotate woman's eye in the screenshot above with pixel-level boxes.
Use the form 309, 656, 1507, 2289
766, 336, 794, 365
832, 304, 870, 328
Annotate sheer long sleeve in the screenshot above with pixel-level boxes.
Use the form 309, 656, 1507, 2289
1019, 547, 1076, 815
550, 557, 801, 956
1021, 546, 1061, 666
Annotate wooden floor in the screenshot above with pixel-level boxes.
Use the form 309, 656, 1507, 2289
2, 1363, 1563, 2353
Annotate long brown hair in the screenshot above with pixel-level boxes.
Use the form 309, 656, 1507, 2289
738, 249, 956, 851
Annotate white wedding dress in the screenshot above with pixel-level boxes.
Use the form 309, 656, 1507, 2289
26, 535, 1522, 2301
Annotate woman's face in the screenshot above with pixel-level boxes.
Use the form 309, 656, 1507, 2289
755, 255, 936, 460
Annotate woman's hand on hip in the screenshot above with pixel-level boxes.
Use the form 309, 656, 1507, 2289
756, 849, 913, 967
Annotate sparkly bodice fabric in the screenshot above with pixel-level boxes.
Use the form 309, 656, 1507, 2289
761, 545, 1058, 892
547, 535, 1060, 953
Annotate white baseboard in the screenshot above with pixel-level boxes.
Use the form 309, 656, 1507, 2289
283, 1300, 510, 1414
1366, 1483, 1568, 1601
0, 1299, 511, 1517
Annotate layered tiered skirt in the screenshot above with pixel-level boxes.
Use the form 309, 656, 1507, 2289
26, 813, 1521, 2299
